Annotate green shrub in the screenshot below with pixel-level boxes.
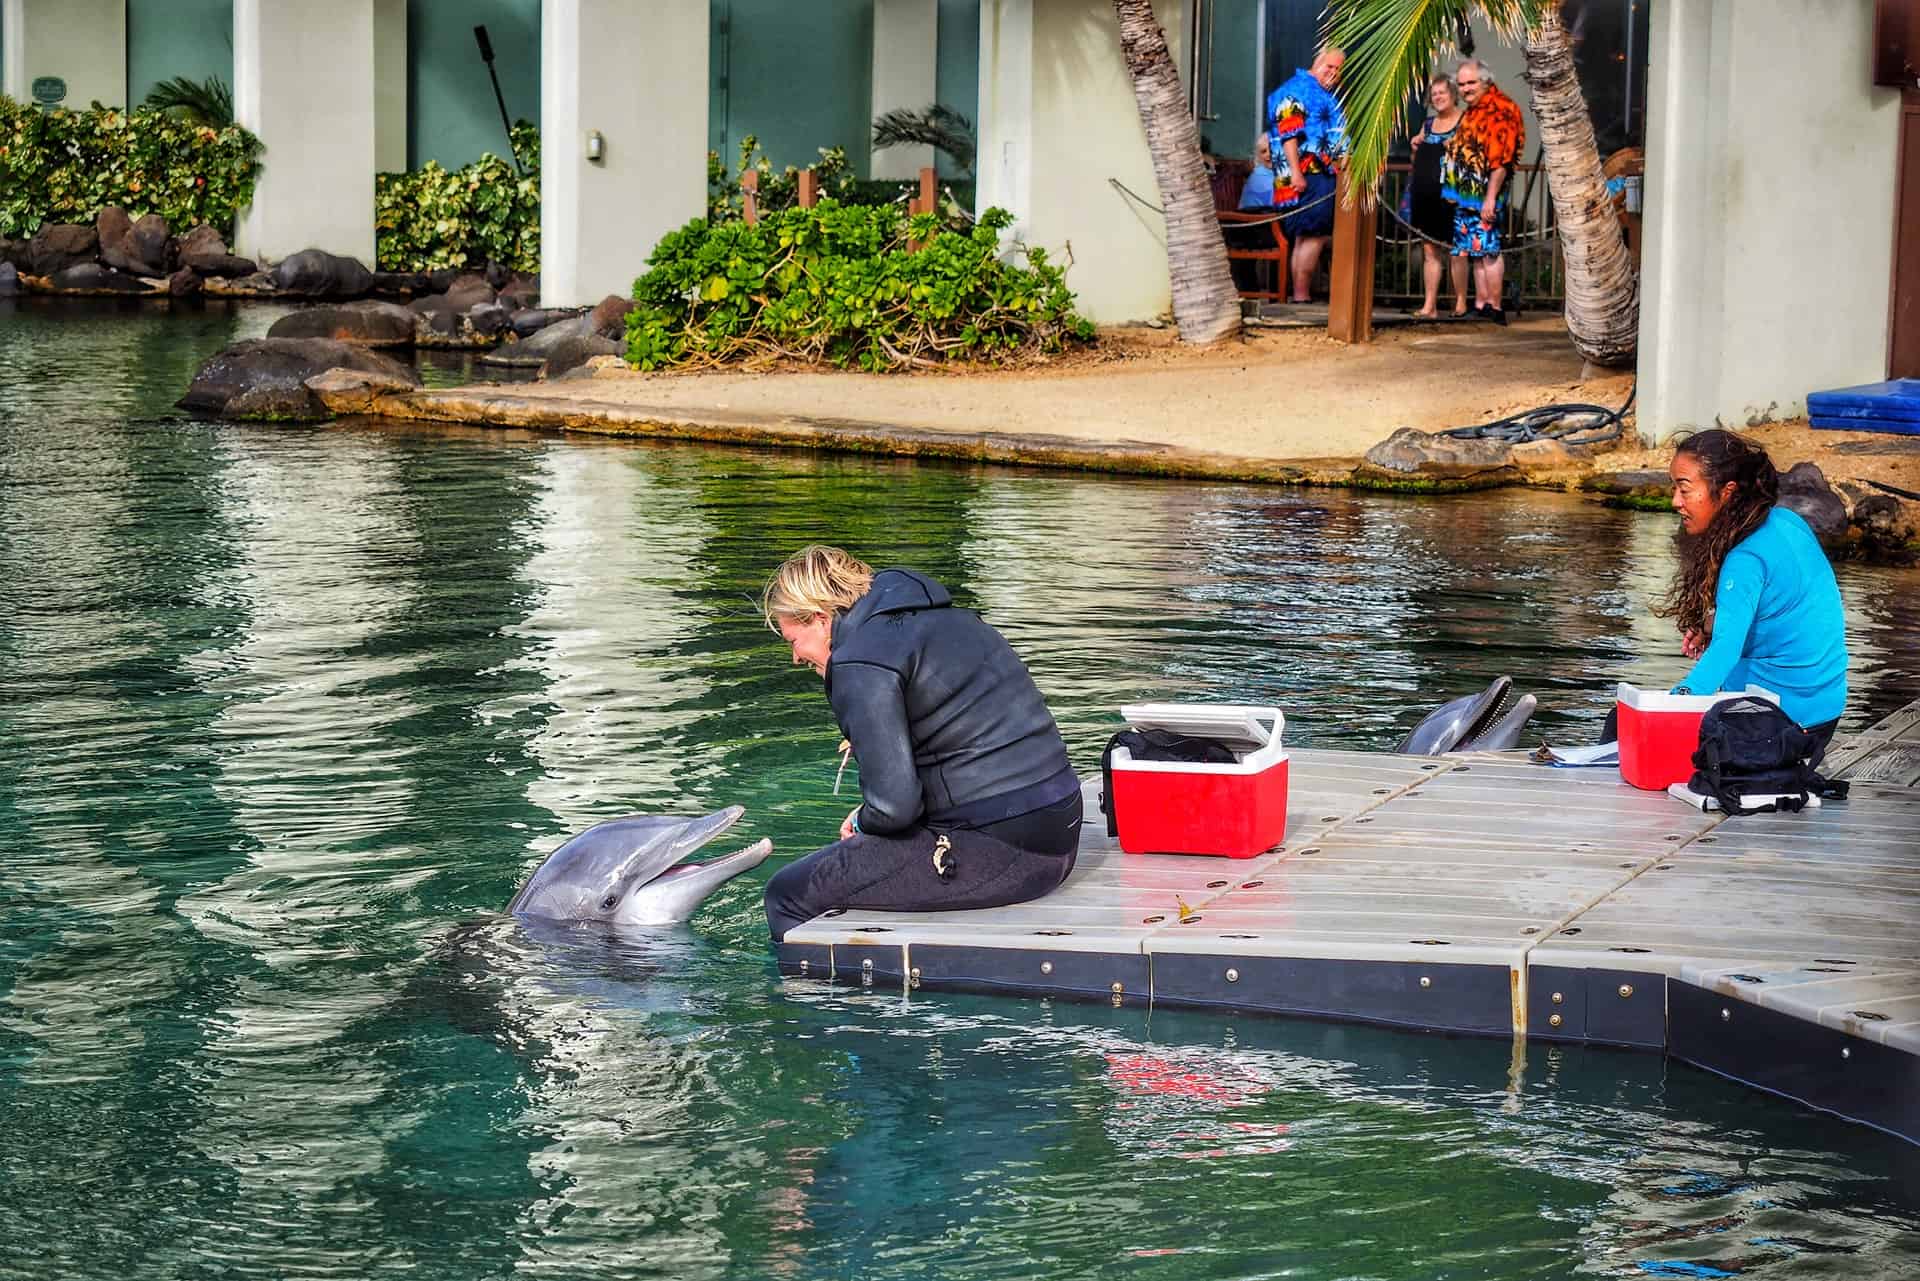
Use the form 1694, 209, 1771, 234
375, 121, 539, 273
0, 95, 262, 240
625, 203, 1095, 373
707, 135, 861, 221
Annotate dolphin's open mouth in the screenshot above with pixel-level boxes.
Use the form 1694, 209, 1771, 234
654, 838, 774, 881
1461, 677, 1514, 743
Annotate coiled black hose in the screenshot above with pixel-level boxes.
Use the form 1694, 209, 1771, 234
1440, 380, 1636, 448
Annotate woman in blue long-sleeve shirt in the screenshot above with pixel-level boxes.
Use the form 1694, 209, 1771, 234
1659, 429, 1849, 758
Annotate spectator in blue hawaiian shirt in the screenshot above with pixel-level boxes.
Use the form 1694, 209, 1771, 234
1264, 46, 1347, 303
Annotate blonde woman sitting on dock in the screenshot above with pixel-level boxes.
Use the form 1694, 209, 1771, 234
1660, 429, 1849, 760
760, 546, 1082, 943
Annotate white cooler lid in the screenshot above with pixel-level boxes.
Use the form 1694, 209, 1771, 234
1616, 682, 1780, 712
1119, 703, 1282, 749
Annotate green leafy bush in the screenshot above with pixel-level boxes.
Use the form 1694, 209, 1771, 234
0, 95, 262, 240
375, 121, 539, 273
625, 203, 1095, 373
707, 135, 860, 221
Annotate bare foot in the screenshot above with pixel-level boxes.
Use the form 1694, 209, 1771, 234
1413, 308, 1439, 318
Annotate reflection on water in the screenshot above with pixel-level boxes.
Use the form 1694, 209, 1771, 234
2, 299, 1918, 1281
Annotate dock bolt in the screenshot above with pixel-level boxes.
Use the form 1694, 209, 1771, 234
1040, 961, 1053, 975
1551, 991, 1563, 1004
1419, 976, 1431, 989
1226, 968, 1240, 983
1720, 1007, 1731, 1022
1549, 1013, 1562, 1028
1618, 984, 1634, 999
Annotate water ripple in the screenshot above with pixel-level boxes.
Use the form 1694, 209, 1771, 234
3, 300, 1917, 1281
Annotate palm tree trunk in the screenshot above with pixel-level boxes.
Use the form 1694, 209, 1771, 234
1522, 5, 1638, 368
1111, 0, 1241, 345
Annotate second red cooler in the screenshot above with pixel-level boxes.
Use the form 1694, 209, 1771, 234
1615, 682, 1780, 790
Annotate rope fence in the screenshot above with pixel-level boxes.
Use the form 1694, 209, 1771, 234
1108, 176, 1337, 226
1112, 162, 1573, 309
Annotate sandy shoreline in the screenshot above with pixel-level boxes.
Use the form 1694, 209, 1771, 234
353, 316, 1919, 553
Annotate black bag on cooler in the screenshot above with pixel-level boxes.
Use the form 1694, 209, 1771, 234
1097, 729, 1239, 837
1688, 695, 1849, 816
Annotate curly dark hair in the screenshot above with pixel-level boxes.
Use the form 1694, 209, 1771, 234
1654, 429, 1779, 639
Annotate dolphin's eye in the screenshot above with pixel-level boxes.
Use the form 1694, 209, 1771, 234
600, 895, 618, 910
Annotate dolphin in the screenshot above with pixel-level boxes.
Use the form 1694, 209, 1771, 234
1395, 677, 1539, 754
508, 805, 772, 927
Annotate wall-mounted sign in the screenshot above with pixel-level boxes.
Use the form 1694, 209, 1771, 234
30, 77, 67, 106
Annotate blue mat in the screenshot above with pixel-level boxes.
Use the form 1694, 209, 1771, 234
1807, 378, 1920, 435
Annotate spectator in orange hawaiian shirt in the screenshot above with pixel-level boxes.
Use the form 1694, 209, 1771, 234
1443, 59, 1525, 324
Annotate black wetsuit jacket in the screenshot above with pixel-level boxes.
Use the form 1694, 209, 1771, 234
826, 569, 1076, 836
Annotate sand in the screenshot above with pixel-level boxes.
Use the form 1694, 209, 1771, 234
464, 314, 1637, 465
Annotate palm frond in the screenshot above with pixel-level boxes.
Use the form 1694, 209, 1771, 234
871, 104, 975, 176
1323, 0, 1541, 196
142, 74, 234, 127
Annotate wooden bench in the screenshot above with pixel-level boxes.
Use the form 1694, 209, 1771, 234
1211, 156, 1290, 302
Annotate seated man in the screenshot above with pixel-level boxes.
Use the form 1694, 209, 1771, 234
1238, 133, 1278, 211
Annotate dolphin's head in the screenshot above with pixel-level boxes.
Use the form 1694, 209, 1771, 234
1396, 677, 1537, 754
508, 806, 772, 928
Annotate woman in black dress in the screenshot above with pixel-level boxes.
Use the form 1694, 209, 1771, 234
1408, 74, 1466, 318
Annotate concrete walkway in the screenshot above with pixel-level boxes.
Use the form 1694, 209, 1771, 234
374, 316, 1634, 482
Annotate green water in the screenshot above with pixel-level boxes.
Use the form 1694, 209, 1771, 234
2, 297, 1917, 1280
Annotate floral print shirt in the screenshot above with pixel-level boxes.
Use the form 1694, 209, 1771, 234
1442, 84, 1525, 207
1265, 70, 1347, 207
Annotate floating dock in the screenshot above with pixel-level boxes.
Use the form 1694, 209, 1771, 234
780, 700, 1920, 1145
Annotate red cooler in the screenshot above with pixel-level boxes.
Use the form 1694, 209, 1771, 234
1108, 704, 1288, 858
1615, 682, 1779, 790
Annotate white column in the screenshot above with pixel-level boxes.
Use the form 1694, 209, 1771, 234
233, 0, 378, 265
1, 0, 126, 109
978, 0, 1187, 325
373, 0, 408, 174
540, 0, 708, 308
1634, 0, 1725, 446
870, 0, 940, 180
976, 0, 1034, 240
1637, 0, 1899, 443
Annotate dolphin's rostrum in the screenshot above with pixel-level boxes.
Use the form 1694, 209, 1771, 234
1395, 676, 1540, 754
509, 805, 772, 926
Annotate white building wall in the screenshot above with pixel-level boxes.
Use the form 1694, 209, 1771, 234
1638, 0, 1900, 441
871, 0, 940, 180
1, 0, 125, 109
979, 0, 1186, 325
233, 0, 378, 265
540, 0, 708, 309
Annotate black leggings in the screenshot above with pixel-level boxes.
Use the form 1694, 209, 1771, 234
763, 790, 1083, 943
